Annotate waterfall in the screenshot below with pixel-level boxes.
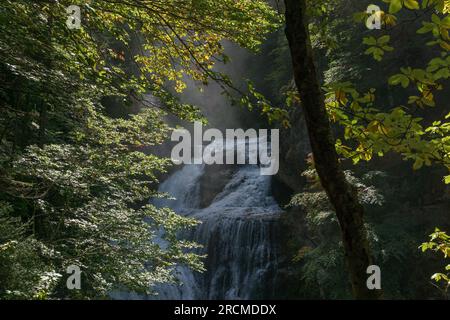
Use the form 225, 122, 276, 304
154, 137, 283, 299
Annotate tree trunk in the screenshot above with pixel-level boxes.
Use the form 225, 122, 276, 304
283, 0, 381, 299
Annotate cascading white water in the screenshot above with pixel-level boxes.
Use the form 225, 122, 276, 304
153, 137, 283, 300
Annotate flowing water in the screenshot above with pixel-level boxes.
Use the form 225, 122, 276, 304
153, 138, 284, 299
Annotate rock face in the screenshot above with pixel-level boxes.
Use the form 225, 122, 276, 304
276, 104, 311, 194
198, 164, 237, 208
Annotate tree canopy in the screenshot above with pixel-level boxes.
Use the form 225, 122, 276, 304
0, 0, 279, 299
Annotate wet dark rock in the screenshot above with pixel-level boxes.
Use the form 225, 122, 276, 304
198, 164, 237, 208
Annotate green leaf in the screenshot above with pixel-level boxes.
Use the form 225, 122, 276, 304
378, 35, 391, 45
442, 16, 450, 28
389, 74, 410, 87
434, 68, 450, 80
431, 14, 441, 25
417, 22, 435, 34
353, 12, 368, 23
413, 158, 424, 170
389, 0, 403, 13
403, 0, 420, 10
363, 37, 377, 46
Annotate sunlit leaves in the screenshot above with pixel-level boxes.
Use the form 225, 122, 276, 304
416, 12, 450, 50
364, 35, 394, 61
0, 0, 281, 299
389, 73, 410, 87
386, 0, 420, 13
388, 65, 445, 108
420, 228, 450, 289
323, 76, 449, 175
323, 0, 450, 295
83, 0, 281, 94
389, 0, 403, 13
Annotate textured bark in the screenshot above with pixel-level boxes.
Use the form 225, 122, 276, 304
283, 0, 382, 299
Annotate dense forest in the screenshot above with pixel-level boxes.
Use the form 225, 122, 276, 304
0, 0, 449, 300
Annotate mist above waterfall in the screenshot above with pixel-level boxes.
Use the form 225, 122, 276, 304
177, 42, 263, 130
